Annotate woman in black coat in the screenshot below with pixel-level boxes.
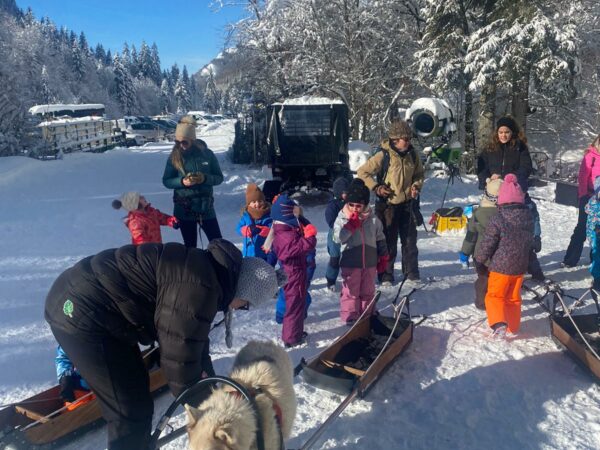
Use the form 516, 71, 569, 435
477, 116, 533, 192
476, 116, 544, 281
44, 239, 279, 450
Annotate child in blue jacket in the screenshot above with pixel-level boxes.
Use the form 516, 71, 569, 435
325, 177, 350, 290
236, 183, 273, 260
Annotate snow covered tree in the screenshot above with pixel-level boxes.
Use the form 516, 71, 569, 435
138, 41, 153, 80
150, 43, 162, 85
78, 31, 89, 55
202, 66, 221, 113
39, 65, 54, 103
174, 73, 192, 113
160, 78, 172, 113
113, 54, 137, 114
465, 1, 580, 131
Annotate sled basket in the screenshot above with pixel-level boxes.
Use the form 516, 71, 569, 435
301, 313, 413, 397
0, 348, 168, 449
551, 314, 600, 381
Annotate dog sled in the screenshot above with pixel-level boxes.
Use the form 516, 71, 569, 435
0, 348, 167, 449
294, 285, 421, 449
298, 293, 413, 396
524, 282, 600, 381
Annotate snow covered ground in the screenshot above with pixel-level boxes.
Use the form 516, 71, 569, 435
0, 120, 599, 450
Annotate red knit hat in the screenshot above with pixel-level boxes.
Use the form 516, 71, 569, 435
497, 174, 524, 205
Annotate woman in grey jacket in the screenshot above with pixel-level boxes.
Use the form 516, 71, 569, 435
334, 179, 388, 324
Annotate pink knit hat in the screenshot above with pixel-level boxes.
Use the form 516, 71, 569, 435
497, 173, 524, 205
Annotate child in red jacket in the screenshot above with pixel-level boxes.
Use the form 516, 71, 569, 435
112, 191, 178, 245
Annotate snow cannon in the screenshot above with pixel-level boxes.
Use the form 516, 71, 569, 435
405, 97, 456, 138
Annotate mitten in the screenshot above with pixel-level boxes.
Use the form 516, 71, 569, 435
458, 252, 470, 268
303, 224, 317, 238
377, 255, 390, 274
257, 225, 270, 237
532, 236, 541, 253
344, 213, 361, 232
59, 374, 77, 402
167, 216, 179, 229
240, 226, 253, 238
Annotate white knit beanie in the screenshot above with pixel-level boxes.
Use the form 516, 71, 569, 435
120, 192, 140, 212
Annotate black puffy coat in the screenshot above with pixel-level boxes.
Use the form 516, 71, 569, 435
477, 140, 532, 192
44, 240, 241, 396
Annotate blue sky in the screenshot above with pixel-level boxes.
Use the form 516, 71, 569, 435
15, 0, 247, 74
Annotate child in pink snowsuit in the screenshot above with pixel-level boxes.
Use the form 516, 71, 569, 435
334, 179, 388, 324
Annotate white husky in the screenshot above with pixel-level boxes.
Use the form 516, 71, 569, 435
185, 340, 297, 450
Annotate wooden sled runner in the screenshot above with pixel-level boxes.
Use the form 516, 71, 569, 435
300, 291, 414, 397
0, 348, 167, 449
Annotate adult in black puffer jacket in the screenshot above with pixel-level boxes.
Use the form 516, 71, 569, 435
477, 116, 533, 193
44, 239, 279, 450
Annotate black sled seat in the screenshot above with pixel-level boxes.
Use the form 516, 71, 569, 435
300, 312, 413, 397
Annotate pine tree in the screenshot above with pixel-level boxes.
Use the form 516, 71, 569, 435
78, 31, 89, 55
40, 65, 53, 103
71, 40, 85, 81
174, 73, 192, 113
150, 43, 162, 85
94, 43, 106, 63
113, 53, 137, 115
138, 41, 152, 80
160, 78, 171, 113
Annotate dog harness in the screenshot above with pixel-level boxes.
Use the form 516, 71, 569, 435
228, 387, 285, 450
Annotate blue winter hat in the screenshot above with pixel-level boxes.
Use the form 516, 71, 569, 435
270, 194, 299, 227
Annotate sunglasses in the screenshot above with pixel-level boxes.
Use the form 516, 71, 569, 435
174, 140, 190, 147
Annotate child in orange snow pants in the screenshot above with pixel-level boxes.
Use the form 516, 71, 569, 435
475, 174, 534, 336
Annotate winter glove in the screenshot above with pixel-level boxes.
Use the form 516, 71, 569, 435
377, 255, 390, 274
303, 224, 318, 238
458, 252, 470, 269
59, 374, 77, 402
344, 213, 361, 232
257, 225, 271, 238
167, 216, 179, 229
240, 226, 253, 238
532, 236, 542, 253
375, 184, 393, 198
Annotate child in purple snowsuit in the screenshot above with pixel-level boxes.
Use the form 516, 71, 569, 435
334, 179, 388, 324
264, 194, 317, 347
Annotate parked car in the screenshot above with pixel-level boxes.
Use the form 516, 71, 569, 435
127, 122, 168, 142
124, 133, 146, 147
151, 118, 177, 131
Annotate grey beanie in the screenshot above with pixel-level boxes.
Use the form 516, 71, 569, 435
120, 191, 140, 212
234, 257, 283, 307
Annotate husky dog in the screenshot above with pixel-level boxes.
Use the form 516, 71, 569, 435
185, 340, 297, 450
